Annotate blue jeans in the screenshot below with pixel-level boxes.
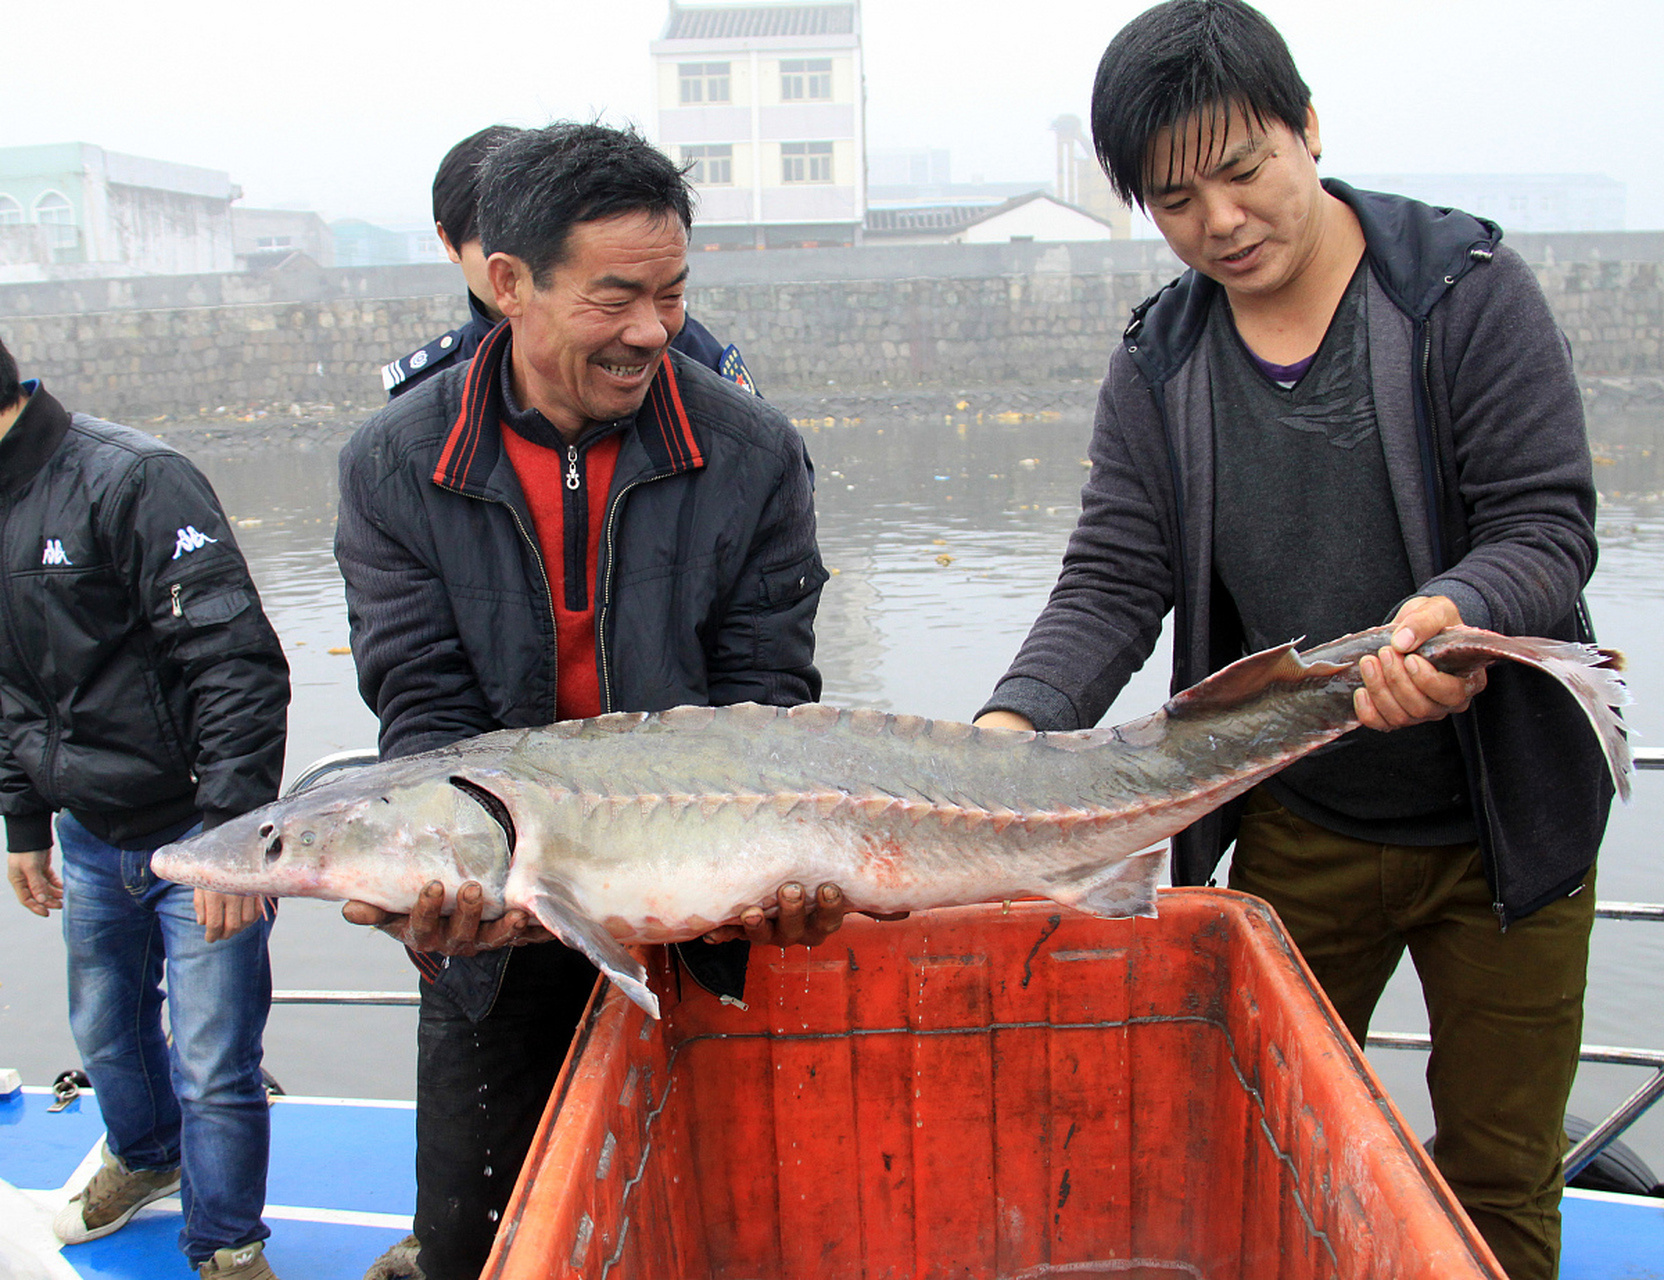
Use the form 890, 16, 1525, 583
57, 812, 274, 1266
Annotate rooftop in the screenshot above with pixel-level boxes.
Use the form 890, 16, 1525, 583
661, 3, 856, 40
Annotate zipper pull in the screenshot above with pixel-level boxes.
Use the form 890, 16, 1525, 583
565, 445, 580, 491
170, 584, 183, 617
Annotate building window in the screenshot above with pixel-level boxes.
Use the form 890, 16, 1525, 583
682, 145, 733, 186
0, 195, 22, 225
33, 191, 74, 225
256, 236, 293, 249
780, 58, 832, 101
679, 62, 731, 105
781, 141, 833, 184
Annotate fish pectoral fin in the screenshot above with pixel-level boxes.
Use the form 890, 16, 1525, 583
524, 888, 661, 1020
1050, 846, 1165, 920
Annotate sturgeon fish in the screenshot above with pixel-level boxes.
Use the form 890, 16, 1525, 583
152, 626, 1629, 1017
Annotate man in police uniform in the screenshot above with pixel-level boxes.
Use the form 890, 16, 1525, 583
382, 125, 756, 399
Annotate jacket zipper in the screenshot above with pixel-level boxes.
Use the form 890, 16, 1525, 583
595, 477, 652, 715
1418, 321, 1507, 926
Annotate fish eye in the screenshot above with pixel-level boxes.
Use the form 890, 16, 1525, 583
301, 831, 315, 846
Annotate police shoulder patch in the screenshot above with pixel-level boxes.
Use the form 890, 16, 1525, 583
384, 330, 463, 397
718, 344, 756, 395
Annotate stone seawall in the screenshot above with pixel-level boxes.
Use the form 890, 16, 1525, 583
0, 236, 1658, 422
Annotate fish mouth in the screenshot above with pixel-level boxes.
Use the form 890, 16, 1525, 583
449, 777, 518, 855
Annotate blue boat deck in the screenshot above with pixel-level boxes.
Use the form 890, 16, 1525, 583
5, 1082, 1662, 1277
1, 1086, 412, 1280
1563, 1188, 1664, 1280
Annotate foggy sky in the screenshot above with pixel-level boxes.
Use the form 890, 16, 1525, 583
9, 0, 1662, 230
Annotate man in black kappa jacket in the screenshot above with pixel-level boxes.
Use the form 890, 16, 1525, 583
976, 5, 1605, 1278
334, 123, 840, 1280
0, 337, 291, 1280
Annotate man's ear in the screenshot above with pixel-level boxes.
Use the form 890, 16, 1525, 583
1303, 103, 1323, 163
486, 253, 528, 319
436, 223, 462, 266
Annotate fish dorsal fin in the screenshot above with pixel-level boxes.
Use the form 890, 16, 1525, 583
522, 885, 660, 1019
1164, 645, 1350, 720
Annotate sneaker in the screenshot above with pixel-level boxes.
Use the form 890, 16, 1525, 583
362, 1233, 425, 1280
53, 1141, 182, 1243
199, 1239, 279, 1279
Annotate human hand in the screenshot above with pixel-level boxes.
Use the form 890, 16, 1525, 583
8, 850, 63, 916
703, 881, 908, 948
1354, 596, 1487, 732
341, 880, 553, 956
974, 710, 1037, 732
195, 889, 270, 943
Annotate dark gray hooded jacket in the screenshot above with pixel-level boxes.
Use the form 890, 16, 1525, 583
982, 181, 1609, 924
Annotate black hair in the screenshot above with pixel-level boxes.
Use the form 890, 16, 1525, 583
475, 122, 693, 287
0, 335, 21, 410
432, 125, 521, 246
1090, 0, 1311, 207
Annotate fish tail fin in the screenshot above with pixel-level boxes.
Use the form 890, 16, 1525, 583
522, 886, 661, 1019
1048, 845, 1165, 919
1289, 625, 1632, 802
1421, 628, 1633, 803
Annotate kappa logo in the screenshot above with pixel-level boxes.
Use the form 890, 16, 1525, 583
171, 525, 219, 560
42, 539, 72, 566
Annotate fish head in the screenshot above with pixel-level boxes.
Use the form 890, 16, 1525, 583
150, 763, 518, 913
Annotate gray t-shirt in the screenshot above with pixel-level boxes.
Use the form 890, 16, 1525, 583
1209, 264, 1474, 845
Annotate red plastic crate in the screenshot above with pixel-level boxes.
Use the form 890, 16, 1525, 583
486, 889, 1503, 1279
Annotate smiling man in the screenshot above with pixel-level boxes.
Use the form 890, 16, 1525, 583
975, 4, 1607, 1277
380, 125, 754, 402
333, 122, 831, 1280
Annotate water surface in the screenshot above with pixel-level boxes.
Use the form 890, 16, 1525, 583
2, 405, 1658, 1167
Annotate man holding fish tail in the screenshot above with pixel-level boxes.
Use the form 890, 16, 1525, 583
977, 4, 1606, 1277
0, 336, 292, 1280
334, 123, 834, 1280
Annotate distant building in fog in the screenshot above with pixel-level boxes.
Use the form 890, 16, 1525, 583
651, 1, 864, 248
868, 147, 952, 190
329, 219, 447, 268
1050, 116, 1130, 239
0, 143, 239, 282
233, 208, 335, 269
1334, 174, 1626, 233
867, 167, 1039, 212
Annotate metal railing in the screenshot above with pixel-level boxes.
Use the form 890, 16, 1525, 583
1367, 744, 1664, 1183
271, 751, 419, 1010
1366, 899, 1664, 1182
271, 747, 1664, 1182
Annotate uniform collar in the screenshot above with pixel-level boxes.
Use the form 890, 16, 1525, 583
431, 322, 704, 495
0, 383, 72, 498
464, 291, 498, 339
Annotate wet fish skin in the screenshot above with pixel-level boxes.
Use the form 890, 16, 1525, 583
151, 626, 1629, 1018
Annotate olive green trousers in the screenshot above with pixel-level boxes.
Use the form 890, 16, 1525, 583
1228, 789, 1594, 1280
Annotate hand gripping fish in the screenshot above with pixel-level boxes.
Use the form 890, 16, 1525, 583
152, 626, 1630, 1017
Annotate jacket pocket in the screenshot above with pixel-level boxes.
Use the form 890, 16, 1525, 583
757, 550, 829, 609
180, 585, 252, 626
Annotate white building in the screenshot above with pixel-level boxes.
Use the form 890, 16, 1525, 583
0, 143, 239, 282
866, 192, 1118, 245
651, 2, 864, 248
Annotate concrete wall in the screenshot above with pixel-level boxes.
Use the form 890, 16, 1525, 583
0, 235, 1658, 421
